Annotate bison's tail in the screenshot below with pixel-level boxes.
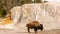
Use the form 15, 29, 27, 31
26, 24, 29, 27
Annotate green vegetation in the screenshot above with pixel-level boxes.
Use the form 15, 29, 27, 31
20, 0, 33, 5
0, 8, 7, 18
0, 0, 7, 18
34, 0, 42, 3
20, 0, 42, 5
0, 0, 42, 18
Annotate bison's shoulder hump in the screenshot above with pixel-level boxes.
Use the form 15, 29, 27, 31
27, 21, 40, 26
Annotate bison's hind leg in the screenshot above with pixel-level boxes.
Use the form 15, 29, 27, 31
27, 27, 30, 33
26, 24, 30, 33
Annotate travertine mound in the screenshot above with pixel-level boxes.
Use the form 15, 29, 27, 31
11, 2, 60, 29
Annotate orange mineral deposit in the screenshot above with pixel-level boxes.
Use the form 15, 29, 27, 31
0, 14, 13, 25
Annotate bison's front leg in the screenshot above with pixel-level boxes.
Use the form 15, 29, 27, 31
34, 28, 37, 33
28, 27, 30, 33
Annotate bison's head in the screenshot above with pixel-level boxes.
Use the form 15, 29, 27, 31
39, 24, 43, 31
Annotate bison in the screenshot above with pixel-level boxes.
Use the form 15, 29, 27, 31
26, 21, 43, 33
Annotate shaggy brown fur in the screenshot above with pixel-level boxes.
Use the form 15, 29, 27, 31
26, 21, 43, 33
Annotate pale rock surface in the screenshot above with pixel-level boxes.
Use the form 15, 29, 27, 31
11, 2, 60, 29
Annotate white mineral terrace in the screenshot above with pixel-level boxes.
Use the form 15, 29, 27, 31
10, 2, 60, 29
0, 2, 60, 30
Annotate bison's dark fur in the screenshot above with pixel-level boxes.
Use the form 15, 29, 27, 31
26, 21, 43, 33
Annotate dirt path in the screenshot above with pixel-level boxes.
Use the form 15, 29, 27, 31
0, 27, 60, 34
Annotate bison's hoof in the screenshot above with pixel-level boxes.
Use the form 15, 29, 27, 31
28, 32, 30, 33
35, 31, 37, 33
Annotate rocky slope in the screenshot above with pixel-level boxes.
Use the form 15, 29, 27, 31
7, 2, 60, 29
